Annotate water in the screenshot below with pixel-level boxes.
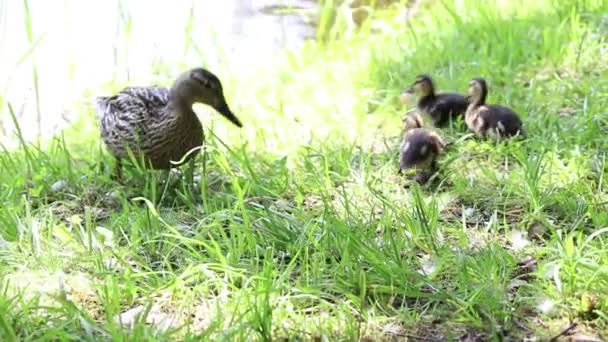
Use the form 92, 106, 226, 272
0, 0, 318, 146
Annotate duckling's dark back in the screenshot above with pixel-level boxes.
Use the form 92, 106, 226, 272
419, 92, 467, 127
481, 105, 525, 137
399, 129, 438, 170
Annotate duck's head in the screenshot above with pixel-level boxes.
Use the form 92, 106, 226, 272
401, 74, 435, 100
398, 130, 446, 174
465, 78, 488, 105
172, 68, 243, 128
402, 111, 424, 132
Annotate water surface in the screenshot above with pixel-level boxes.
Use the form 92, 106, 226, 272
0, 0, 318, 145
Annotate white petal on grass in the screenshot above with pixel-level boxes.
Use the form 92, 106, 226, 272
509, 230, 530, 250
57, 271, 66, 296
436, 193, 456, 213
117, 304, 178, 332
537, 298, 555, 314
543, 263, 559, 279
464, 207, 475, 218
542, 263, 563, 292
105, 191, 120, 200
553, 264, 562, 293
96, 226, 114, 247
31, 220, 41, 257
418, 255, 438, 275
382, 322, 406, 336
508, 279, 528, 291
0, 235, 8, 249
51, 180, 68, 192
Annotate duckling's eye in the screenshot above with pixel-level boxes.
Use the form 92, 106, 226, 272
419, 145, 428, 155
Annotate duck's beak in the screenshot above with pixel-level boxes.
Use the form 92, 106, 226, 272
399, 167, 417, 176
399, 86, 415, 104
215, 100, 243, 128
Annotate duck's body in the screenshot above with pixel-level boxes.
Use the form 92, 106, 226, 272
398, 112, 446, 184
402, 74, 467, 127
464, 78, 526, 139
417, 92, 467, 127
96, 68, 242, 179
401, 110, 424, 136
97, 86, 203, 169
399, 128, 442, 171
465, 104, 525, 139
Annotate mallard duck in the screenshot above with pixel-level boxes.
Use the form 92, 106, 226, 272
96, 67, 243, 180
398, 112, 446, 184
464, 78, 526, 139
401, 74, 467, 127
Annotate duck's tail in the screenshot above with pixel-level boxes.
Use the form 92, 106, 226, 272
93, 96, 109, 121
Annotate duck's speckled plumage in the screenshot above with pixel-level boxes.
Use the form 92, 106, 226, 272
97, 86, 202, 169
464, 78, 526, 139
96, 68, 242, 177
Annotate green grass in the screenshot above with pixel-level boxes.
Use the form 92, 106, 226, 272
1, 0, 608, 340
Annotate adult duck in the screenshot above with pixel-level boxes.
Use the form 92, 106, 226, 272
96, 67, 243, 180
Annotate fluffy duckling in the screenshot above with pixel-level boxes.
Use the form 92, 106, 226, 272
96, 67, 243, 180
398, 112, 447, 184
401, 74, 467, 127
402, 109, 424, 132
464, 78, 526, 139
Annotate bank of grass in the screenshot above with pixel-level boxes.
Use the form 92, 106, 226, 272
1, 0, 608, 340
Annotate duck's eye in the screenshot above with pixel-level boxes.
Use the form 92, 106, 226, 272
419, 145, 428, 155
192, 73, 217, 89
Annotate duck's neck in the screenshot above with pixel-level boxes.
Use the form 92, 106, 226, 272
167, 86, 196, 117
418, 92, 436, 109
465, 96, 485, 118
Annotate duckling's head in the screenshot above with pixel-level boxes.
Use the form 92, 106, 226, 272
402, 74, 435, 97
465, 78, 488, 105
398, 130, 446, 173
171, 68, 243, 127
402, 111, 424, 132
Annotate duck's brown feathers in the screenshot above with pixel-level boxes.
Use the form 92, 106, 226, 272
96, 86, 203, 170
417, 92, 467, 127
465, 103, 526, 139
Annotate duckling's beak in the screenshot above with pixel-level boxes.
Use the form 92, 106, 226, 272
215, 100, 243, 128
398, 166, 417, 177
399, 87, 415, 104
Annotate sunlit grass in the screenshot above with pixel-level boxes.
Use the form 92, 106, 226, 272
1, 0, 608, 340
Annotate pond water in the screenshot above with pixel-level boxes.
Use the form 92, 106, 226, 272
0, 0, 319, 146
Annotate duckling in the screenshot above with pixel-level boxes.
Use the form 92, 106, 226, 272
401, 74, 467, 127
96, 67, 243, 181
398, 112, 447, 184
464, 78, 526, 139
400, 109, 424, 136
